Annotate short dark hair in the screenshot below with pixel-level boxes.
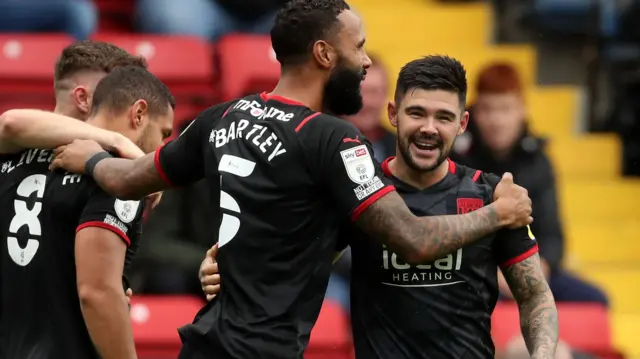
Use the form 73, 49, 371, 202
54, 40, 147, 91
394, 55, 467, 109
91, 66, 175, 117
271, 0, 350, 67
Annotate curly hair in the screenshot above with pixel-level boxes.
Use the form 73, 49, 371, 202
271, 0, 350, 67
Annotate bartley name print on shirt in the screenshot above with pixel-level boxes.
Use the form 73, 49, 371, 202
209, 119, 287, 162
381, 244, 464, 286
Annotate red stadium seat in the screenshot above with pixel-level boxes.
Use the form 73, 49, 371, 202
492, 302, 623, 358
306, 299, 353, 359
216, 34, 281, 101
130, 295, 204, 358
0, 34, 73, 94
91, 34, 215, 99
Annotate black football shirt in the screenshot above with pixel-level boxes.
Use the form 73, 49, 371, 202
0, 148, 143, 359
155, 93, 395, 359
342, 158, 539, 359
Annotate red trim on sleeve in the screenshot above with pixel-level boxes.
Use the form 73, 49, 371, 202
294, 112, 321, 132
350, 185, 396, 221
76, 221, 131, 246
153, 146, 174, 187
472, 170, 482, 182
500, 244, 539, 268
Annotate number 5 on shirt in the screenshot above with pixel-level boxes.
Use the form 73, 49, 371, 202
218, 154, 256, 248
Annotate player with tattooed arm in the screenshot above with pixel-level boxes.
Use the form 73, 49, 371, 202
50, 1, 532, 358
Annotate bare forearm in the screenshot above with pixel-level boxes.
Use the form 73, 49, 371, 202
0, 110, 121, 153
504, 254, 559, 358
356, 192, 502, 264
92, 153, 167, 199
79, 288, 137, 359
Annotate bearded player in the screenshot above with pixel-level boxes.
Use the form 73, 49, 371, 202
200, 55, 559, 359
49, 1, 532, 358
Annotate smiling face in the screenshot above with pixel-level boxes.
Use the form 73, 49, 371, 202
389, 89, 468, 172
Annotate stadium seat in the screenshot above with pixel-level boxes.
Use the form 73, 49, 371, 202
91, 34, 215, 101
130, 295, 204, 358
0, 34, 73, 94
306, 299, 353, 359
492, 302, 623, 358
216, 34, 280, 101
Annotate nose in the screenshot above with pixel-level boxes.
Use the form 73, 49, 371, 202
362, 52, 372, 70
419, 118, 438, 136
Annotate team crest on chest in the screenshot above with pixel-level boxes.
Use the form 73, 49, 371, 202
456, 198, 484, 214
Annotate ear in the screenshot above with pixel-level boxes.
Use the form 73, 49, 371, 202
72, 86, 90, 114
458, 110, 469, 135
130, 99, 149, 129
312, 40, 335, 70
387, 101, 398, 128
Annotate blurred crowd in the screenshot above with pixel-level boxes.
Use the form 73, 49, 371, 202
1, 0, 637, 358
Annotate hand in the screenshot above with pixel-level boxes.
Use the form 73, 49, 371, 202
50, 139, 104, 174
111, 134, 144, 160
125, 288, 133, 306
146, 192, 163, 209
199, 244, 220, 301
493, 172, 533, 229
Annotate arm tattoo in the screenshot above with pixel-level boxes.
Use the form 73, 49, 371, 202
503, 253, 559, 358
355, 192, 502, 264
92, 153, 168, 200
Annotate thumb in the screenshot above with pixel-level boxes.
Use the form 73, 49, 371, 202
208, 243, 219, 261
501, 172, 514, 183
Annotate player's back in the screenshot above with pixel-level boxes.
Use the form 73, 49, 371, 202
0, 148, 142, 359
167, 93, 394, 358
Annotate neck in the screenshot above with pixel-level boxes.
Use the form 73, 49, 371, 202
270, 67, 324, 112
54, 102, 84, 121
388, 153, 450, 190
86, 113, 115, 131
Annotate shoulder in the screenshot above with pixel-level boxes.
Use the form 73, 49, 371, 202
295, 112, 358, 137
450, 161, 501, 189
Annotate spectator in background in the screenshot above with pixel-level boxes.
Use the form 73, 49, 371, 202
326, 55, 396, 311
0, 0, 97, 40
344, 54, 396, 162
135, 0, 290, 42
130, 119, 216, 298
451, 62, 608, 306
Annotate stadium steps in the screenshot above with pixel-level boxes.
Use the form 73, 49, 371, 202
353, 2, 491, 47
579, 267, 640, 313
558, 179, 640, 222
546, 135, 621, 179
612, 312, 640, 358
528, 86, 578, 137
566, 221, 640, 265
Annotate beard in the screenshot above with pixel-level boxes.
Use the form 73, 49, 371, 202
397, 130, 451, 172
322, 59, 366, 116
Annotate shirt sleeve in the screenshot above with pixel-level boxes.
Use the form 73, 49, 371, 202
76, 181, 145, 247
493, 225, 539, 268
297, 114, 396, 221
154, 103, 229, 187
479, 171, 539, 268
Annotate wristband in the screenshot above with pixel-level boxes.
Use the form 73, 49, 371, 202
84, 151, 113, 176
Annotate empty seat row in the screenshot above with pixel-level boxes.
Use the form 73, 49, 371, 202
129, 296, 622, 359
0, 33, 282, 130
